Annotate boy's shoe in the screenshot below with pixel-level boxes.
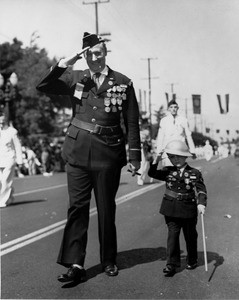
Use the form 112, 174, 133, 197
104, 264, 119, 276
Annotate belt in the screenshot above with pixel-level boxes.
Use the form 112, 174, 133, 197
165, 189, 195, 201
71, 118, 121, 135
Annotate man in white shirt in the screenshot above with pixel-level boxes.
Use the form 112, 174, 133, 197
0, 111, 23, 207
156, 100, 196, 166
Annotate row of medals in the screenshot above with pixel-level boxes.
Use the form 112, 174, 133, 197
171, 171, 193, 190
104, 84, 127, 113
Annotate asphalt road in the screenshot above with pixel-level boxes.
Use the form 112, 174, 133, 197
1, 156, 239, 299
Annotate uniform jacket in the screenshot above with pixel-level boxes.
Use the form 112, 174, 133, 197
156, 114, 195, 154
0, 126, 23, 168
148, 163, 207, 218
36, 65, 141, 168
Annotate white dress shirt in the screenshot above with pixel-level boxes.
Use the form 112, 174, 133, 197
90, 66, 108, 87
156, 113, 195, 154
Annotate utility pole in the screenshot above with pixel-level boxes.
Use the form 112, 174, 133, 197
141, 57, 158, 139
138, 89, 142, 111
143, 90, 147, 113
185, 98, 188, 119
170, 83, 175, 94
83, 0, 110, 35
166, 82, 178, 100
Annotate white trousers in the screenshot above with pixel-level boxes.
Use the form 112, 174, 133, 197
0, 164, 15, 207
137, 149, 152, 185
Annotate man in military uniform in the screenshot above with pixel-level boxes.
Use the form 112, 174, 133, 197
148, 140, 207, 277
156, 100, 196, 166
36, 32, 141, 282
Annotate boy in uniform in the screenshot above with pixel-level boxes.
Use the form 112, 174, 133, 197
148, 140, 207, 276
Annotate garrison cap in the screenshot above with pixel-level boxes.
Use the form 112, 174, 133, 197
82, 32, 104, 49
168, 99, 178, 107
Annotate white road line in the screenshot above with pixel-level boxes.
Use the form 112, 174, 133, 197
211, 157, 225, 164
0, 220, 67, 250
14, 184, 67, 196
1, 183, 164, 256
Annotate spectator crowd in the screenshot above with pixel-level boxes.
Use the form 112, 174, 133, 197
17, 139, 65, 177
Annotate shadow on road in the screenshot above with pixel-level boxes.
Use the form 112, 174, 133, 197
61, 247, 224, 288
61, 247, 166, 288
8, 199, 47, 206
180, 250, 224, 280
205, 252, 224, 282
117, 246, 167, 269
86, 247, 167, 278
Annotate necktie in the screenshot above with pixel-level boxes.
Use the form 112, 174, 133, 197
93, 72, 101, 90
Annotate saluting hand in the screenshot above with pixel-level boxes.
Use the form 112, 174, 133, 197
58, 47, 90, 67
152, 152, 163, 165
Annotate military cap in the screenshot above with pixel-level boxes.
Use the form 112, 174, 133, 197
168, 99, 178, 107
82, 32, 104, 49
165, 140, 192, 157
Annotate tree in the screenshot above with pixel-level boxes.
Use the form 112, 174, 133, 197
0, 38, 61, 142
0, 38, 23, 72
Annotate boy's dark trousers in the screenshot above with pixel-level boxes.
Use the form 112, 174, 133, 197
165, 216, 198, 267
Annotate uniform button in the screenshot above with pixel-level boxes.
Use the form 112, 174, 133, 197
93, 106, 97, 110
91, 118, 96, 123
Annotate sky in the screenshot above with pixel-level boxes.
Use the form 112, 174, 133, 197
1, 0, 239, 141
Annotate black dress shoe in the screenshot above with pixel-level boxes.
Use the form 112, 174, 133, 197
186, 263, 198, 270
57, 266, 87, 283
104, 264, 119, 276
163, 265, 176, 277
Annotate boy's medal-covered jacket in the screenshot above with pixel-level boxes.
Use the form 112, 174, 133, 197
148, 163, 207, 218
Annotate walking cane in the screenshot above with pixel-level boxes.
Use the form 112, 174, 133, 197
201, 213, 208, 272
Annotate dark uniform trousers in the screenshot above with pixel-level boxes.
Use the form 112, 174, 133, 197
36, 64, 141, 269
148, 162, 207, 268
57, 163, 121, 267
165, 216, 198, 267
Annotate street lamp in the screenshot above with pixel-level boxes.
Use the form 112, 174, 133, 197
0, 72, 18, 121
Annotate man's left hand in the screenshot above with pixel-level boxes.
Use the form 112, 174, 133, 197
128, 161, 140, 176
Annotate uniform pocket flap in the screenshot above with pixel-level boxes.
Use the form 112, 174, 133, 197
105, 135, 124, 146
66, 125, 79, 139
